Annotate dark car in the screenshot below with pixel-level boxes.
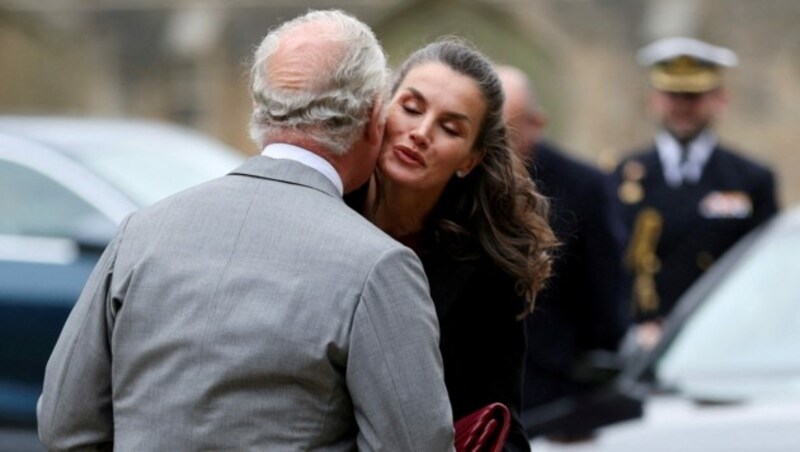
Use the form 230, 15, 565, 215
532, 205, 800, 451
0, 116, 245, 432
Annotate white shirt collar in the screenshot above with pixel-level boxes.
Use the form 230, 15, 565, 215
261, 143, 343, 196
655, 130, 716, 187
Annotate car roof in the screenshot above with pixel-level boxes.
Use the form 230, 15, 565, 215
0, 115, 239, 159
0, 115, 246, 216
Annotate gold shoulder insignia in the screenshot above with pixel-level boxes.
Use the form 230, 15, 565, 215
625, 208, 663, 315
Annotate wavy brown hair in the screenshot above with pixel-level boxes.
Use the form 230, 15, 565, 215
392, 38, 558, 316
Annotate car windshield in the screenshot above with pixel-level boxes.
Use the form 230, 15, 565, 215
656, 217, 800, 401
58, 130, 244, 206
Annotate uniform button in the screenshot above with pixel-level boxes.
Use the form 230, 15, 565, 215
619, 181, 644, 204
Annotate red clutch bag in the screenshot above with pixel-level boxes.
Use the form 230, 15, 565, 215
454, 402, 511, 452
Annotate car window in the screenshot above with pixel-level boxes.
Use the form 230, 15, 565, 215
656, 229, 800, 399
0, 159, 115, 238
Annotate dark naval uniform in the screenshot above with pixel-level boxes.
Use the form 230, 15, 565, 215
614, 139, 777, 320
524, 140, 630, 410
616, 36, 780, 321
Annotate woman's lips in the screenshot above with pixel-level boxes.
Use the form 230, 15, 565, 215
393, 145, 425, 167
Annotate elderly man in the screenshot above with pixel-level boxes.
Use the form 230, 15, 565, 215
38, 10, 454, 451
614, 37, 778, 346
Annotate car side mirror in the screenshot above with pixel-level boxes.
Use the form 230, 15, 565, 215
522, 349, 645, 439
571, 349, 627, 384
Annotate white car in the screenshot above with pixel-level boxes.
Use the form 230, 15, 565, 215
532, 205, 800, 451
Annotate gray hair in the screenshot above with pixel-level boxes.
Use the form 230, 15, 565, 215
249, 10, 388, 155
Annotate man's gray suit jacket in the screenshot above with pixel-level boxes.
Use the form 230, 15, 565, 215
38, 156, 455, 451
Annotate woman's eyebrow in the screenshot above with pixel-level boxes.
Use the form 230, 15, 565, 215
406, 87, 472, 123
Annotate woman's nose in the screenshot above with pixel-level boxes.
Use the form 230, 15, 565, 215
410, 121, 432, 148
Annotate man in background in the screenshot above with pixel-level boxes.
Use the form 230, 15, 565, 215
498, 65, 630, 440
38, 10, 454, 451
614, 37, 778, 347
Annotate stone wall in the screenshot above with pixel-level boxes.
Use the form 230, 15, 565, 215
1, 0, 798, 204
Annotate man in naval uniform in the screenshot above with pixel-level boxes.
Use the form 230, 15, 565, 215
613, 37, 778, 347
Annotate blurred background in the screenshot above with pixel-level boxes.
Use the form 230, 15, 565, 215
3, 1, 800, 449
2, 0, 799, 205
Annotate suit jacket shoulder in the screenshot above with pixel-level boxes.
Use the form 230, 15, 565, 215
710, 144, 776, 181
535, 141, 610, 194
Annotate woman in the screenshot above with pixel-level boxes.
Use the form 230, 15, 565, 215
349, 39, 557, 451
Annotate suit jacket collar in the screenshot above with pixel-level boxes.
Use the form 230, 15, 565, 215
261, 143, 343, 195
229, 155, 342, 200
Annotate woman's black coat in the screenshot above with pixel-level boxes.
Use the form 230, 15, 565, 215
419, 249, 530, 452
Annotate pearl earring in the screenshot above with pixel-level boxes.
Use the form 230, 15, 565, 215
456, 170, 468, 178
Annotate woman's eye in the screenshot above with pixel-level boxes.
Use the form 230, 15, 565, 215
402, 104, 421, 115
442, 125, 460, 136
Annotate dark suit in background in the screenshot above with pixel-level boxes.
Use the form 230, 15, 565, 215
523, 140, 630, 411
495, 67, 630, 433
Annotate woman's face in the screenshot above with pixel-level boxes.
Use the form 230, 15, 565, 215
378, 62, 486, 197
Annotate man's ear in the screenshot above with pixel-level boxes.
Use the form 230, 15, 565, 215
365, 99, 385, 148
530, 111, 547, 130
